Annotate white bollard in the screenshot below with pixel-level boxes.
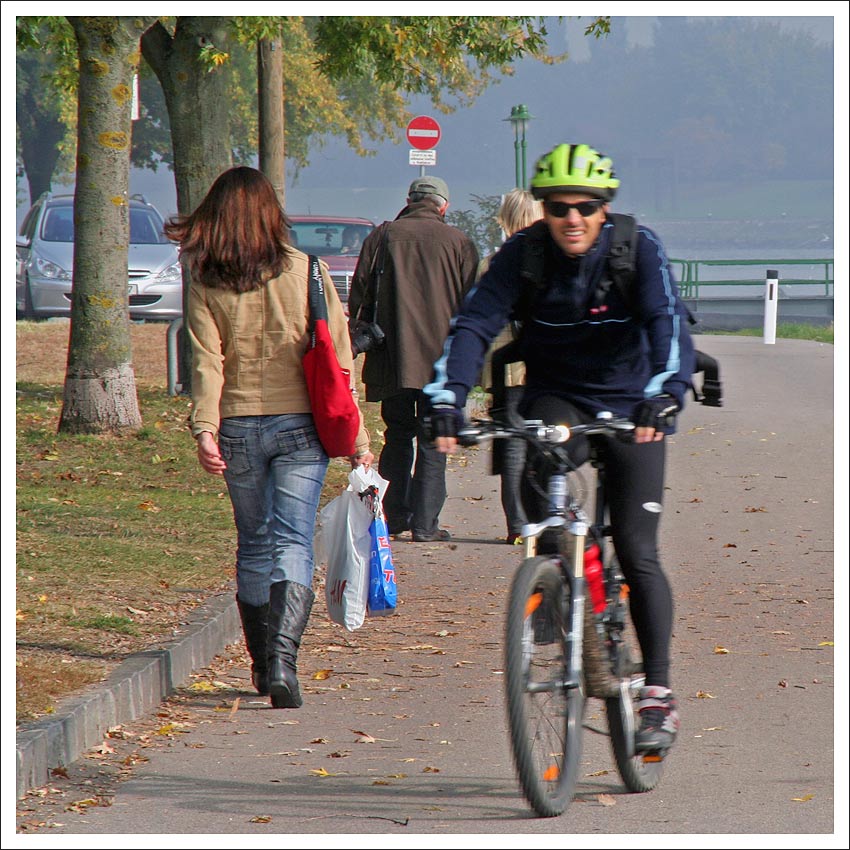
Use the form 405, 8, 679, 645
764, 269, 778, 345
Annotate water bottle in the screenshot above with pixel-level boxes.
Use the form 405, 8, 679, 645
584, 542, 606, 613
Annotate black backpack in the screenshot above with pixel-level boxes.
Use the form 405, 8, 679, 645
492, 214, 722, 409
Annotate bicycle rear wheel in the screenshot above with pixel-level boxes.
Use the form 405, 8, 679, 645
505, 556, 584, 817
605, 598, 664, 792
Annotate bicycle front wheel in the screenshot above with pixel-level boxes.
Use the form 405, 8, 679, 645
504, 556, 584, 817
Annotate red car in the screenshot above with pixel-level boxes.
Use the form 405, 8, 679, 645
288, 215, 376, 311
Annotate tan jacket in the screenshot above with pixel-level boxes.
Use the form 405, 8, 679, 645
188, 250, 369, 455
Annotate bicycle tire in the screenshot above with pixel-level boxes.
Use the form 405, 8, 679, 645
605, 600, 664, 792
504, 555, 584, 817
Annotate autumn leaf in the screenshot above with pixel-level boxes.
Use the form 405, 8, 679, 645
423, 766, 440, 773
696, 690, 715, 699
713, 645, 730, 654
312, 669, 332, 680
597, 794, 616, 807
51, 766, 69, 779
818, 641, 834, 647
249, 815, 273, 823
792, 794, 814, 802
188, 681, 217, 693
351, 729, 377, 743
309, 767, 342, 777
138, 499, 161, 512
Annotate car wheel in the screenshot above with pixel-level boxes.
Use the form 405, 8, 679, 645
21, 276, 43, 321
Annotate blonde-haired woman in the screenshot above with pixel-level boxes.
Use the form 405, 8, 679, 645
479, 188, 543, 544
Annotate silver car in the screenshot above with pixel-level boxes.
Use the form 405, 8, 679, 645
16, 193, 182, 321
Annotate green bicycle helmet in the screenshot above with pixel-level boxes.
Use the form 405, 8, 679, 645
530, 143, 620, 201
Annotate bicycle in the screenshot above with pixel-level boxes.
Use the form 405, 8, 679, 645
457, 412, 666, 817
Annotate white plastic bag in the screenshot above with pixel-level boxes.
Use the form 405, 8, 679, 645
315, 466, 388, 631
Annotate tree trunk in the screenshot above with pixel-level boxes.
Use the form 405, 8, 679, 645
59, 16, 156, 435
258, 38, 285, 206
141, 18, 233, 393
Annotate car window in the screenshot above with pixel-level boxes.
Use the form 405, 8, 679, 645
289, 222, 373, 257
130, 209, 168, 245
41, 207, 75, 242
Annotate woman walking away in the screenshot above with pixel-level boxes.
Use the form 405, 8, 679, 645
165, 167, 373, 709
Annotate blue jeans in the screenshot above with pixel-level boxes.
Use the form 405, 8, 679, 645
218, 414, 328, 607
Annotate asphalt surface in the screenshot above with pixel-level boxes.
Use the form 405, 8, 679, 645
12, 336, 843, 845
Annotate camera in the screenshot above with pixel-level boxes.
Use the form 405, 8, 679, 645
350, 320, 386, 356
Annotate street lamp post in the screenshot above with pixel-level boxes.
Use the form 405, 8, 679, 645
504, 104, 533, 188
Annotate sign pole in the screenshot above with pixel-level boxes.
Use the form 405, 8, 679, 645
764, 269, 778, 344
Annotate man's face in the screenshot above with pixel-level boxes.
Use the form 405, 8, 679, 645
543, 192, 608, 257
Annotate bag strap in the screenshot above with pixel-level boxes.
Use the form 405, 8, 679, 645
306, 255, 328, 342
355, 222, 391, 324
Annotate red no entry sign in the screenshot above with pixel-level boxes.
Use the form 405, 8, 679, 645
406, 115, 442, 150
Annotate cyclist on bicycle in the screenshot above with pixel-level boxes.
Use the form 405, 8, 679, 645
424, 143, 695, 753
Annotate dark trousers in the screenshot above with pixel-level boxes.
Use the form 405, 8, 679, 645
498, 385, 528, 536
523, 395, 674, 689
379, 389, 447, 537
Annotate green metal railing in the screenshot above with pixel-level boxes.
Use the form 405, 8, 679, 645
669, 258, 834, 299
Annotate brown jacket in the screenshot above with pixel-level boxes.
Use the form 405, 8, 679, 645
188, 250, 369, 455
349, 200, 479, 401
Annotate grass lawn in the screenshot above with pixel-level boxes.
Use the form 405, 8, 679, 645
14, 320, 382, 722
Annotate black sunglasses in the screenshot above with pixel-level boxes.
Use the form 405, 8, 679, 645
544, 199, 606, 218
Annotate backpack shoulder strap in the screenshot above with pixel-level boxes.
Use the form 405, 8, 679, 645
513, 220, 551, 323
593, 212, 638, 309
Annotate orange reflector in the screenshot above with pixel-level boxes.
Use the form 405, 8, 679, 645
620, 583, 630, 600
642, 753, 663, 763
543, 764, 560, 781
525, 592, 543, 618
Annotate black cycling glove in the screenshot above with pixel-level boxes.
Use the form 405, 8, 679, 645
633, 395, 679, 431
424, 404, 465, 441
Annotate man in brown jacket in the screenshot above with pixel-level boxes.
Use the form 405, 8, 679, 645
349, 176, 479, 541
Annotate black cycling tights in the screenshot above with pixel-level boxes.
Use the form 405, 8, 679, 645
522, 396, 674, 689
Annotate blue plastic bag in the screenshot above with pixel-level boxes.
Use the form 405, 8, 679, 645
367, 509, 397, 615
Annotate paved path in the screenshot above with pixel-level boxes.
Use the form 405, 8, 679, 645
13, 337, 841, 843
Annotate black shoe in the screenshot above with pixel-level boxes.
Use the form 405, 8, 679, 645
411, 528, 452, 542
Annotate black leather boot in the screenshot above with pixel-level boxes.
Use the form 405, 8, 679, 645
267, 580, 315, 709
236, 597, 270, 695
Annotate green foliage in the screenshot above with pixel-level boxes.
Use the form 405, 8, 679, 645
706, 323, 834, 344
312, 16, 557, 107
446, 193, 504, 257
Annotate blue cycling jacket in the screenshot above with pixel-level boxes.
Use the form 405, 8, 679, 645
424, 217, 696, 427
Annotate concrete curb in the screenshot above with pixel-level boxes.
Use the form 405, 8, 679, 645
16, 590, 241, 799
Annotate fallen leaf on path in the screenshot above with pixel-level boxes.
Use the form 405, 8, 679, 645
597, 794, 616, 807
818, 641, 834, 646
351, 729, 376, 743
792, 794, 814, 802
713, 645, 730, 654
696, 690, 715, 699
228, 698, 240, 719
778, 680, 788, 688
312, 669, 332, 680
249, 815, 272, 823
423, 766, 440, 773
309, 767, 342, 777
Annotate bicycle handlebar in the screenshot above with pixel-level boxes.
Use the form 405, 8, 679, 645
457, 412, 635, 448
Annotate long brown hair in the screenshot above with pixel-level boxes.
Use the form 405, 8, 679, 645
164, 166, 294, 292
